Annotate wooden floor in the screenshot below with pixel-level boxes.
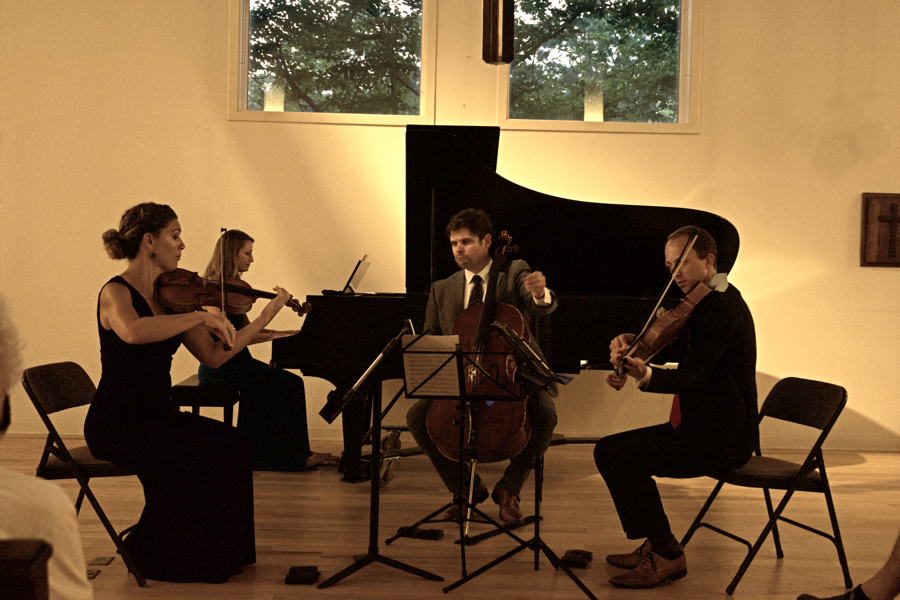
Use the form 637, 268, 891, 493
3, 433, 899, 600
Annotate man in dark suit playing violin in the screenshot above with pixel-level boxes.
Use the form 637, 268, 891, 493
595, 225, 757, 589
406, 208, 558, 526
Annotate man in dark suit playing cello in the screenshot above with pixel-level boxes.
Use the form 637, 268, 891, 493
595, 225, 758, 589
406, 208, 558, 526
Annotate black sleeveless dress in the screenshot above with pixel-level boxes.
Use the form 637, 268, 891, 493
84, 276, 256, 583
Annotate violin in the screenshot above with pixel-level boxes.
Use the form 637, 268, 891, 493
606, 233, 707, 390
425, 231, 532, 463
155, 268, 311, 316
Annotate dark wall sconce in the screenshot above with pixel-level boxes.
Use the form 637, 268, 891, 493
483, 0, 514, 65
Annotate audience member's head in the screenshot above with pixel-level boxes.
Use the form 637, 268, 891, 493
0, 292, 22, 437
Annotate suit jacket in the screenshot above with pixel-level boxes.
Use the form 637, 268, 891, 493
423, 259, 557, 361
646, 283, 758, 467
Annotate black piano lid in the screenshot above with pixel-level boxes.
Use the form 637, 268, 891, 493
405, 125, 740, 371
405, 124, 739, 298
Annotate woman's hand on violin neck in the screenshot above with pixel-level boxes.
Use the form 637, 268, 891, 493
257, 286, 292, 325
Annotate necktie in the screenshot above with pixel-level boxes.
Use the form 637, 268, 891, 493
469, 275, 483, 307
669, 395, 681, 429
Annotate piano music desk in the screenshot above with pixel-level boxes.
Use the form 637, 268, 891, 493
171, 375, 240, 426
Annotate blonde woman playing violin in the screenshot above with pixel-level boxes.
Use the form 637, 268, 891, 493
198, 229, 330, 472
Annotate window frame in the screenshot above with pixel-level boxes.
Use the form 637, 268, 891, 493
496, 0, 703, 134
227, 0, 438, 126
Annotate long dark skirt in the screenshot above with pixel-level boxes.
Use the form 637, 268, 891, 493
87, 410, 255, 583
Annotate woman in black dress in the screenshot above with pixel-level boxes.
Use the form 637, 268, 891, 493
197, 229, 329, 471
84, 202, 291, 583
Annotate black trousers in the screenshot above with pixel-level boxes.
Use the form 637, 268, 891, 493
594, 423, 730, 542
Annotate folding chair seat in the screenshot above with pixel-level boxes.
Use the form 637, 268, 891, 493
680, 376, 852, 595
22, 361, 146, 587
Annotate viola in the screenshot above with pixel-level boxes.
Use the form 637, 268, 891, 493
155, 268, 311, 316
425, 231, 532, 464
606, 233, 706, 390
606, 282, 710, 390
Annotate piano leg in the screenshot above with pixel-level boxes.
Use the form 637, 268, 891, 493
338, 392, 372, 483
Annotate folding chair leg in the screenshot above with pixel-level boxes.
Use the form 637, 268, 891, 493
824, 487, 853, 588
680, 479, 726, 547
80, 483, 146, 587
762, 488, 784, 559
726, 488, 798, 595
74, 488, 86, 515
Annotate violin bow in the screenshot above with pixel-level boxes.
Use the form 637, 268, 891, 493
219, 227, 232, 352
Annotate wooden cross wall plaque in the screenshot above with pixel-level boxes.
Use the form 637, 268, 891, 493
861, 193, 900, 267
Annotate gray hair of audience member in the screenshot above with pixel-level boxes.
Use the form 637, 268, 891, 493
0, 292, 22, 395
0, 292, 22, 435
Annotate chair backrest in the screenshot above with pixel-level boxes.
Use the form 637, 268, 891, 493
22, 362, 96, 418
759, 377, 847, 433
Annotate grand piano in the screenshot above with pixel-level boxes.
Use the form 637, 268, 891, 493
272, 125, 739, 482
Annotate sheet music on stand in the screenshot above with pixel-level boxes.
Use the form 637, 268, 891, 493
401, 335, 461, 398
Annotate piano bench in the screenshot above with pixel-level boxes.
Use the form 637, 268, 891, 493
171, 375, 240, 426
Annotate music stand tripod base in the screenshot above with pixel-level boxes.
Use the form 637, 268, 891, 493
317, 329, 444, 589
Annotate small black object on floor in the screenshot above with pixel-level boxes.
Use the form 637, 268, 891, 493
285, 565, 320, 585
560, 550, 593, 569
396, 526, 444, 540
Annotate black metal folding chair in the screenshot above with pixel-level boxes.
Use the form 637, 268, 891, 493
22, 361, 146, 587
680, 376, 852, 595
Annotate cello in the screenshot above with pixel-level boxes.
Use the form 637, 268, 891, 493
425, 231, 532, 463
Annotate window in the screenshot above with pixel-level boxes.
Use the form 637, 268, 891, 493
228, 0, 698, 131
229, 0, 436, 125
499, 0, 702, 133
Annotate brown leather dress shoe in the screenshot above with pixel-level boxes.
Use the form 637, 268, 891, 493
606, 540, 652, 569
444, 480, 489, 522
491, 486, 525, 526
608, 550, 687, 589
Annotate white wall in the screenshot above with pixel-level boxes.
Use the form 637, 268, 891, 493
1, 0, 898, 451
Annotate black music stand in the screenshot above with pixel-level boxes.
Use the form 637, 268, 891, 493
317, 329, 443, 589
392, 335, 594, 599
387, 334, 510, 576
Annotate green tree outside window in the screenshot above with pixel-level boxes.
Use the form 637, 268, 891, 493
247, 0, 423, 115
511, 0, 681, 123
